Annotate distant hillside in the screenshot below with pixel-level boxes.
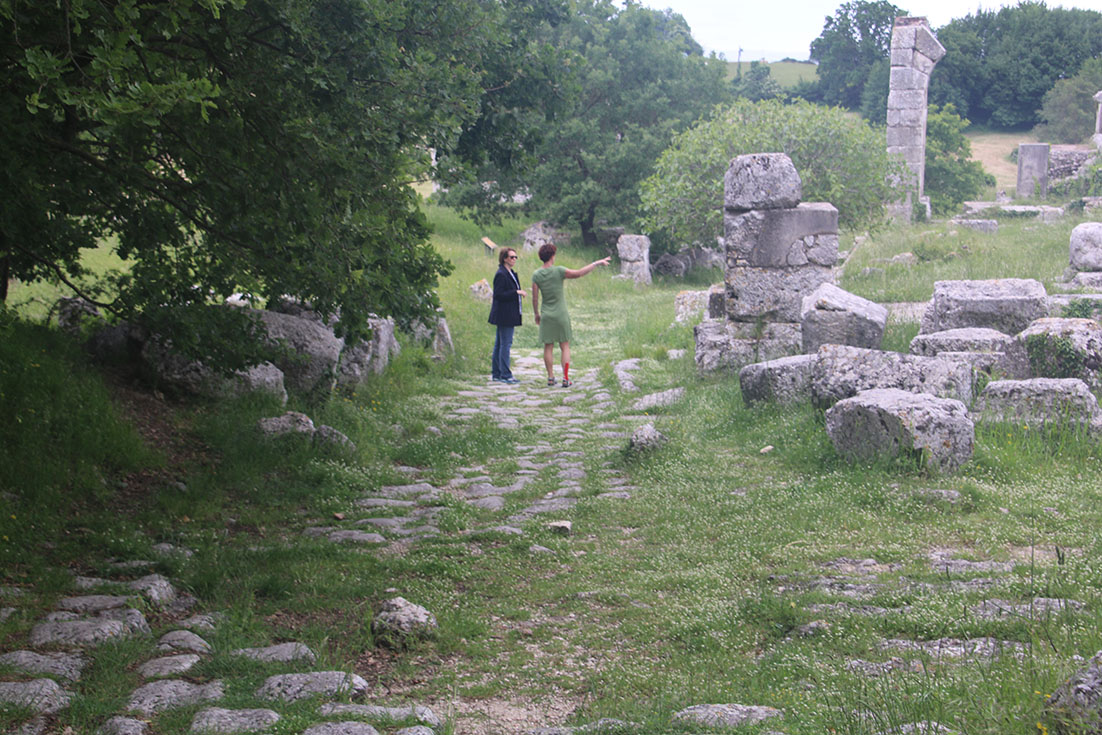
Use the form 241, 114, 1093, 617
725, 60, 818, 88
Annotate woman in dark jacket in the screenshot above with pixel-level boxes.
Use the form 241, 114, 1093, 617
488, 247, 525, 383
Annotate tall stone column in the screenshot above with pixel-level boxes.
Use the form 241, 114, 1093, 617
887, 17, 945, 220
1094, 90, 1102, 149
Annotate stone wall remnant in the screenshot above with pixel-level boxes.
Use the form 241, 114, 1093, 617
887, 17, 945, 220
1017, 143, 1050, 199
616, 234, 652, 285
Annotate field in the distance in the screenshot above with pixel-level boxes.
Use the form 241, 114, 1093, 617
725, 59, 818, 87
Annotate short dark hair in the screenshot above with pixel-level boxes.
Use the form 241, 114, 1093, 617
538, 243, 557, 263
498, 248, 515, 266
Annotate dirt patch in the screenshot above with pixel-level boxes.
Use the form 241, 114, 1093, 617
447, 694, 581, 735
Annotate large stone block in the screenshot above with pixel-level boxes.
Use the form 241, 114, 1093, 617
887, 107, 927, 127
726, 265, 834, 322
886, 125, 924, 147
739, 354, 817, 406
800, 283, 887, 353
707, 283, 727, 319
974, 378, 1102, 433
911, 327, 1029, 378
694, 319, 801, 374
810, 344, 973, 408
1017, 143, 1050, 198
724, 204, 839, 268
255, 309, 344, 398
825, 388, 972, 473
887, 89, 927, 110
336, 316, 401, 389
724, 153, 801, 211
1070, 222, 1102, 272
889, 67, 929, 91
920, 279, 1048, 335
1016, 317, 1102, 390
617, 235, 652, 285
912, 23, 946, 62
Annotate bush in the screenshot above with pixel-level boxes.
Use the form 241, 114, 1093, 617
638, 98, 903, 250
1033, 56, 1102, 144
923, 104, 994, 215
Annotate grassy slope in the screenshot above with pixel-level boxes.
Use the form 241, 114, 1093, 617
3, 199, 1102, 734
725, 60, 818, 87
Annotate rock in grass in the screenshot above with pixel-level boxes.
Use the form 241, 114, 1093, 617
97, 716, 150, 735
55, 595, 130, 613
319, 702, 442, 728
627, 422, 666, 452
29, 619, 129, 647
255, 672, 369, 702
230, 642, 316, 665
0, 679, 73, 714
138, 654, 201, 678
190, 707, 280, 733
157, 629, 211, 653
127, 679, 224, 716
303, 723, 380, 735
0, 651, 86, 682
672, 703, 782, 728
528, 718, 639, 734
372, 598, 438, 643
1045, 649, 1102, 733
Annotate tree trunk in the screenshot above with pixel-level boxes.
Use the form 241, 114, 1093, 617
580, 206, 598, 246
0, 255, 9, 303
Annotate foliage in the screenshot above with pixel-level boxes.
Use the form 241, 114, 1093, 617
930, 3, 1102, 129
0, 0, 568, 362
1062, 299, 1102, 320
638, 98, 902, 249
1034, 57, 1102, 144
523, 0, 731, 245
732, 61, 783, 101
1025, 333, 1085, 379
923, 104, 994, 215
858, 58, 891, 125
809, 0, 907, 110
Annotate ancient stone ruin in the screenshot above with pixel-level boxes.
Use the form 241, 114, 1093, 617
616, 234, 652, 285
1017, 143, 1050, 199
887, 16, 945, 220
694, 152, 840, 372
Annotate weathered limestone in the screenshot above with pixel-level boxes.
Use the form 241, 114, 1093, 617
920, 279, 1048, 336
694, 319, 802, 373
319, 703, 443, 728
302, 724, 380, 735
0, 679, 73, 714
810, 345, 973, 408
974, 378, 1102, 433
672, 703, 782, 729
724, 154, 802, 210
190, 707, 281, 734
337, 316, 401, 388
1045, 649, 1102, 733
254, 309, 343, 398
631, 388, 685, 412
887, 17, 946, 219
127, 679, 224, 716
373, 598, 437, 641
1070, 222, 1102, 272
1017, 318, 1102, 389
1017, 143, 1050, 199
616, 234, 652, 285
910, 327, 1030, 378
230, 642, 316, 665
98, 716, 150, 735
628, 422, 666, 452
738, 354, 817, 406
951, 218, 998, 234
138, 654, 201, 678
256, 672, 369, 702
673, 289, 709, 323
29, 618, 130, 647
800, 283, 888, 353
157, 629, 212, 653
0, 651, 85, 682
824, 389, 974, 473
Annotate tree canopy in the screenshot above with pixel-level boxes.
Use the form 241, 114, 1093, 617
1, 0, 564, 351
809, 0, 907, 110
1034, 56, 1102, 144
521, 0, 730, 245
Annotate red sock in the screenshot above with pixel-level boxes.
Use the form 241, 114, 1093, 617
563, 363, 570, 381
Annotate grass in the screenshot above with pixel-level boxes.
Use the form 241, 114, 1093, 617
725, 60, 818, 87
3, 198, 1102, 734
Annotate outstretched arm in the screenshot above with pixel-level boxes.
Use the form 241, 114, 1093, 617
532, 281, 541, 325
564, 257, 611, 279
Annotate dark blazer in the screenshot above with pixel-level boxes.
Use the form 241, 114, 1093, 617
488, 265, 523, 327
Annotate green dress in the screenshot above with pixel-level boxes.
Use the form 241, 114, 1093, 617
532, 265, 572, 343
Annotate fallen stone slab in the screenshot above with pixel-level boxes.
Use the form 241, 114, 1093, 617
128, 574, 177, 605
0, 679, 73, 714
631, 387, 685, 412
157, 629, 212, 653
672, 703, 782, 728
97, 716, 149, 735
180, 613, 223, 632
0, 651, 86, 682
373, 598, 437, 641
973, 378, 1102, 432
910, 327, 1029, 377
302, 723, 380, 735
800, 282, 887, 353
256, 671, 369, 702
127, 679, 224, 716
920, 278, 1047, 335
138, 654, 201, 678
951, 218, 998, 234
257, 411, 315, 438
29, 618, 128, 647
319, 702, 442, 727
739, 354, 816, 406
825, 389, 973, 473
231, 642, 316, 665
1017, 317, 1102, 390
881, 636, 1025, 659
190, 707, 281, 733
811, 345, 973, 408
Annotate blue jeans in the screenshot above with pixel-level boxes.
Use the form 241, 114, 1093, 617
491, 325, 514, 380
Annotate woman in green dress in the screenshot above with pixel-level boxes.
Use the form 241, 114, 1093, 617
531, 244, 610, 387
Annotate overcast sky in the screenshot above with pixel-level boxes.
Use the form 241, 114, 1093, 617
633, 0, 1102, 61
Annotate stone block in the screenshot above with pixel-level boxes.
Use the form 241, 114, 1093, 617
707, 283, 727, 319
800, 283, 888, 352
890, 47, 914, 67
890, 24, 917, 49
810, 344, 974, 408
913, 23, 946, 62
694, 319, 801, 374
1016, 317, 1102, 389
887, 89, 927, 110
825, 388, 973, 473
886, 125, 924, 148
738, 354, 817, 406
911, 50, 938, 75
887, 108, 927, 127
920, 279, 1048, 335
724, 153, 801, 211
911, 327, 1029, 378
1046, 650, 1102, 731
1070, 222, 1102, 272
951, 218, 998, 234
889, 67, 929, 91
726, 265, 834, 322
1017, 143, 1050, 198
724, 203, 839, 267
616, 234, 651, 262
974, 378, 1102, 433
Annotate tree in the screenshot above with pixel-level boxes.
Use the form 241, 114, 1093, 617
923, 104, 993, 215
732, 61, 783, 102
1034, 57, 1102, 144
809, 0, 907, 110
638, 98, 903, 249
1, 0, 562, 360
930, 3, 1102, 129
525, 0, 730, 245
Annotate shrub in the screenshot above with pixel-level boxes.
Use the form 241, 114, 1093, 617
923, 104, 994, 215
638, 98, 904, 251
1034, 57, 1102, 144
